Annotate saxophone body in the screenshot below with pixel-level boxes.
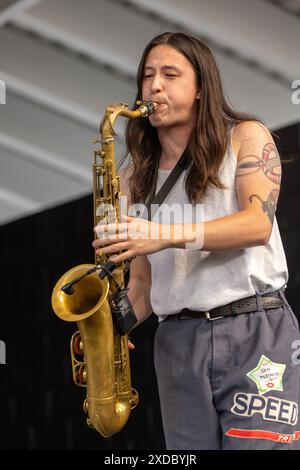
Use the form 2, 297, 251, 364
51, 101, 155, 438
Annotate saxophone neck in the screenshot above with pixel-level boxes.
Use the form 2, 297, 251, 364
100, 101, 155, 139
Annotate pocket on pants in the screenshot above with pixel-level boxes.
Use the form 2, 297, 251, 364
283, 303, 300, 332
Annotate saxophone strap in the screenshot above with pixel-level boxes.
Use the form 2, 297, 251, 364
145, 148, 190, 221
124, 149, 190, 289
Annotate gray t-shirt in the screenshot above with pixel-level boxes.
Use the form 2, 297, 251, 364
145, 135, 288, 321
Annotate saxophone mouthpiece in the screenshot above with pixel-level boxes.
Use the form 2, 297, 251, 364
136, 100, 155, 117
144, 100, 155, 115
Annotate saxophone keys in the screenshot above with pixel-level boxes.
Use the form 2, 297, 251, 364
72, 331, 84, 356
74, 364, 87, 386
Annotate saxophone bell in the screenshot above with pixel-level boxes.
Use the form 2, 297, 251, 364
60, 265, 100, 295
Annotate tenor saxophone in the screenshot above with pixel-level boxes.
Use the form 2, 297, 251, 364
51, 101, 155, 438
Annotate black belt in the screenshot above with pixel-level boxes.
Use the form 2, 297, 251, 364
162, 291, 284, 322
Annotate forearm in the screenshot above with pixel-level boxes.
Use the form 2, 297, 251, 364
127, 279, 153, 329
171, 209, 270, 252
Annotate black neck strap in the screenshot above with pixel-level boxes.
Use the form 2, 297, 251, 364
145, 149, 190, 221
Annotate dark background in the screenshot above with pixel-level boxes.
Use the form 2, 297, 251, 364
0, 121, 299, 450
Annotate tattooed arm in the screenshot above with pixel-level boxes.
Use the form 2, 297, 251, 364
234, 121, 280, 230
95, 121, 282, 256
171, 121, 281, 251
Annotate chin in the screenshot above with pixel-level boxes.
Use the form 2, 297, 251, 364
150, 121, 171, 129
149, 116, 173, 128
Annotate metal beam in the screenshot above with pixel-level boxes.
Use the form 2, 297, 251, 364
0, 187, 40, 210
0, 0, 42, 27
125, 0, 300, 83
8, 0, 299, 128
0, 131, 91, 185
0, 140, 91, 225
0, 87, 127, 225
13, 0, 159, 78
0, 25, 134, 130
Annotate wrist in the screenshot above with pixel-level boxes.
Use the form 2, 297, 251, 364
170, 223, 202, 249
158, 223, 174, 249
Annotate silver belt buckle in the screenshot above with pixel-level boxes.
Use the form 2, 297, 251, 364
205, 311, 223, 321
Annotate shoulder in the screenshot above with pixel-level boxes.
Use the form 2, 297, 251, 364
231, 120, 274, 159
232, 120, 272, 141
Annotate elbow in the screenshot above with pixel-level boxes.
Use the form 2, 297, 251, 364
249, 209, 273, 246
259, 225, 272, 245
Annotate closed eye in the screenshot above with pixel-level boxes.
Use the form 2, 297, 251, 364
143, 74, 178, 79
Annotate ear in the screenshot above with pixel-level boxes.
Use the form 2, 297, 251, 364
196, 91, 200, 100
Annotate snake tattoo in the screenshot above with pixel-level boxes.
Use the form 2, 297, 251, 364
236, 142, 281, 185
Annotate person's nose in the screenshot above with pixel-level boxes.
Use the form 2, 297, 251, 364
149, 73, 164, 93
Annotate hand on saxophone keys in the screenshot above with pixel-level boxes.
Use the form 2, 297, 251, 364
92, 215, 172, 264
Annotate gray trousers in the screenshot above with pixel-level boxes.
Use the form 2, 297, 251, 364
154, 290, 300, 450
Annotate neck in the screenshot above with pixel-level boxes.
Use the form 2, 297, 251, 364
157, 123, 194, 170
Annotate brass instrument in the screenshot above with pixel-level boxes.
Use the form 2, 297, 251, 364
51, 101, 155, 438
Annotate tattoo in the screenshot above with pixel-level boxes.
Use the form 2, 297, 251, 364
236, 142, 281, 185
249, 189, 279, 224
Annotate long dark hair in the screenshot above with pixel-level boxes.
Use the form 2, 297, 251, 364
119, 32, 263, 205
